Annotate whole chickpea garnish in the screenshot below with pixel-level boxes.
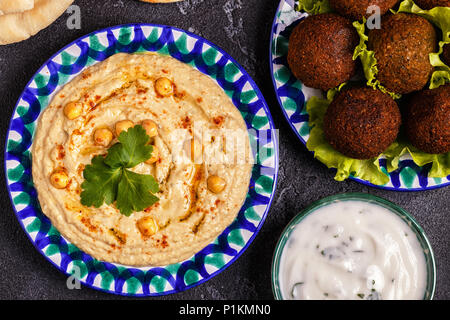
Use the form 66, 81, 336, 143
136, 216, 159, 237
63, 102, 83, 120
93, 128, 114, 147
155, 77, 173, 97
50, 169, 69, 189
145, 145, 159, 164
115, 120, 134, 137
207, 175, 226, 194
141, 119, 158, 138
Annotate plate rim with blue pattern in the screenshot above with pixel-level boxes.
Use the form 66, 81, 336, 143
269, 0, 449, 191
4, 23, 279, 296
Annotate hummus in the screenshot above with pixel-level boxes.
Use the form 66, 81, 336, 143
32, 52, 253, 266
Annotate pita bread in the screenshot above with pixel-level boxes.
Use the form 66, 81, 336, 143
0, 0, 34, 15
0, 0, 73, 45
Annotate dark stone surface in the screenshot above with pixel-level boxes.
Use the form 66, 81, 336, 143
0, 0, 448, 300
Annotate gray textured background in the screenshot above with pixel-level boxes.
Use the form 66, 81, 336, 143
0, 0, 448, 300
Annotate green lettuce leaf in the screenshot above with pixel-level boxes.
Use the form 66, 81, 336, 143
383, 138, 450, 178
292, 0, 450, 183
352, 2, 450, 95
305, 92, 450, 184
294, 0, 332, 15
352, 19, 402, 99
394, 0, 450, 89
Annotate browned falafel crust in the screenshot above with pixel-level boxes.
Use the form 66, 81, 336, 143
329, 0, 399, 21
405, 84, 450, 154
413, 0, 450, 9
442, 43, 450, 66
287, 13, 359, 91
323, 87, 401, 159
368, 13, 437, 94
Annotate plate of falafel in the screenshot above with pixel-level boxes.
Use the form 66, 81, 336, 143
270, 0, 450, 190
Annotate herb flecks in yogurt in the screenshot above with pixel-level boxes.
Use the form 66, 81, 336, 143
279, 200, 427, 300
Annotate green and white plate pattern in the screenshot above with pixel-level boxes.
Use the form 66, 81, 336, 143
5, 24, 279, 296
270, 0, 450, 191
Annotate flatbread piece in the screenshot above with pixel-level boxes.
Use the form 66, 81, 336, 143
0, 0, 73, 45
0, 0, 34, 15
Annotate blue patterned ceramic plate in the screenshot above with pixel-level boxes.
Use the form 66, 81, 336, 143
270, 0, 450, 191
5, 24, 278, 296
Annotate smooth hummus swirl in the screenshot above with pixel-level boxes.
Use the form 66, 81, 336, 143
32, 52, 253, 266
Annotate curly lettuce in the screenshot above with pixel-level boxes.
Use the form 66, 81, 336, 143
395, 0, 450, 89
292, 0, 450, 183
352, 19, 402, 99
305, 90, 450, 185
294, 0, 332, 15
383, 139, 450, 178
353, 1, 450, 96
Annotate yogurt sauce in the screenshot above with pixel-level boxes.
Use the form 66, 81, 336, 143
279, 200, 428, 300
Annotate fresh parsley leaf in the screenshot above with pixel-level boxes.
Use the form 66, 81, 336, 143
80, 155, 122, 208
116, 169, 159, 216
80, 125, 159, 216
105, 125, 153, 168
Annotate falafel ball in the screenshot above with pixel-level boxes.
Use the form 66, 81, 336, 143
405, 84, 450, 154
442, 43, 450, 66
368, 13, 437, 94
329, 0, 399, 21
287, 13, 359, 91
413, 0, 450, 9
323, 87, 401, 159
